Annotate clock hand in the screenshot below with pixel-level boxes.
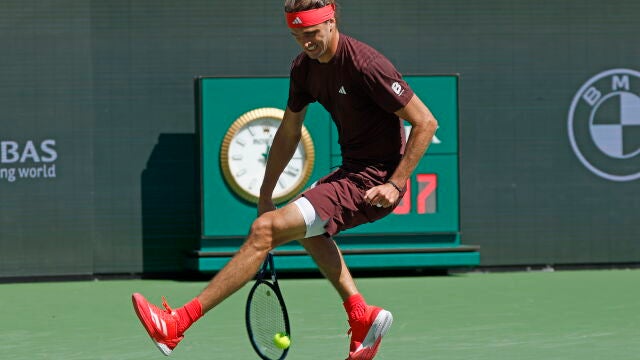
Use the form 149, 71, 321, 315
261, 144, 270, 162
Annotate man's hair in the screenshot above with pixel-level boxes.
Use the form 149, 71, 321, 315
284, 0, 339, 22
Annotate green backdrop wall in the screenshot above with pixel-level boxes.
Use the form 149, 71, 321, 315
0, 0, 638, 277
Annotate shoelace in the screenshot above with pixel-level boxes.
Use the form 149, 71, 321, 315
161, 296, 174, 313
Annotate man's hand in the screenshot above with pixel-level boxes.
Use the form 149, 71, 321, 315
364, 183, 401, 208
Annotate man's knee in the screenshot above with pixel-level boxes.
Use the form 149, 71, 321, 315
248, 213, 278, 250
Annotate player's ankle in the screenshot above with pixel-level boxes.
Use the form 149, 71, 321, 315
343, 293, 367, 323
176, 297, 203, 334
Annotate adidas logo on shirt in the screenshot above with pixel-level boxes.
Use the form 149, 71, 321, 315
338, 86, 347, 95
292, 17, 303, 25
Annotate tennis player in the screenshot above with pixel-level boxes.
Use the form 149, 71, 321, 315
132, 1, 438, 359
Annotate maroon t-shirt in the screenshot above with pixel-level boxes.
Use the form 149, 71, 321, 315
287, 34, 414, 164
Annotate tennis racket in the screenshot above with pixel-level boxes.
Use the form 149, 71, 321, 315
246, 252, 291, 360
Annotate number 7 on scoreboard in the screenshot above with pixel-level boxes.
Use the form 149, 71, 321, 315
392, 174, 438, 215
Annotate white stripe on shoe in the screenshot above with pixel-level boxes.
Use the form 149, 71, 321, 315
351, 310, 393, 359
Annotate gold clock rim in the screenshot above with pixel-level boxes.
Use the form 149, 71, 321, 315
220, 107, 315, 205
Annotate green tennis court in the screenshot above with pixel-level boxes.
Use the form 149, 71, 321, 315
3, 269, 639, 359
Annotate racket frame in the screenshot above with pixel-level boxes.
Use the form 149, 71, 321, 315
245, 252, 291, 360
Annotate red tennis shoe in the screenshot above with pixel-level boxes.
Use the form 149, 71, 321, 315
132, 293, 184, 356
346, 305, 393, 360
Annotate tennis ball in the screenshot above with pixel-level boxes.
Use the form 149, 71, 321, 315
273, 332, 291, 349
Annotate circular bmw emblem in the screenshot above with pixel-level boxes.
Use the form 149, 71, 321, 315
568, 69, 640, 181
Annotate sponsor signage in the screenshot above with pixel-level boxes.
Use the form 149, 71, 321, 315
568, 69, 640, 181
0, 139, 58, 183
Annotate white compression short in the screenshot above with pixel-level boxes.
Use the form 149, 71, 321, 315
292, 196, 328, 238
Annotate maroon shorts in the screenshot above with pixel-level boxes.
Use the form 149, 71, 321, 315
301, 160, 405, 237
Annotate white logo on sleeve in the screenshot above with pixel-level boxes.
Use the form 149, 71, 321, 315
338, 86, 347, 95
391, 82, 405, 96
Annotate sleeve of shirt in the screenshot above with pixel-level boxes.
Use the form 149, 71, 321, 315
287, 57, 315, 113
360, 55, 414, 114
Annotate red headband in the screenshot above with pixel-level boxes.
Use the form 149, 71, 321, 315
285, 3, 336, 28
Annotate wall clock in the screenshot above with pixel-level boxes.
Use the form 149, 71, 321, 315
220, 107, 315, 204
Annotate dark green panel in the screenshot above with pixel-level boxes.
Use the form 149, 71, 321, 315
200, 76, 460, 238
194, 74, 472, 275
406, 76, 459, 155
199, 77, 333, 237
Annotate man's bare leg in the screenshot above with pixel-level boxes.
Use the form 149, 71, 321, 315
298, 235, 358, 301
299, 234, 392, 359
131, 202, 307, 354
197, 203, 307, 313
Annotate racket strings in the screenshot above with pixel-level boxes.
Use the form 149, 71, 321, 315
248, 282, 288, 359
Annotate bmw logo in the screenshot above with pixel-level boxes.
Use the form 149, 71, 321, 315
568, 69, 640, 181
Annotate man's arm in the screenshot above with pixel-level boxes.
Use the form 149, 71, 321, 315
364, 94, 438, 207
258, 106, 308, 214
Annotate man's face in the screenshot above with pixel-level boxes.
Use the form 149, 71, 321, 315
290, 20, 335, 63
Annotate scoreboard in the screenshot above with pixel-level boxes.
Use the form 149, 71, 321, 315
192, 75, 479, 272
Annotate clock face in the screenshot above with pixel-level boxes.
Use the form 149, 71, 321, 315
220, 108, 315, 204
